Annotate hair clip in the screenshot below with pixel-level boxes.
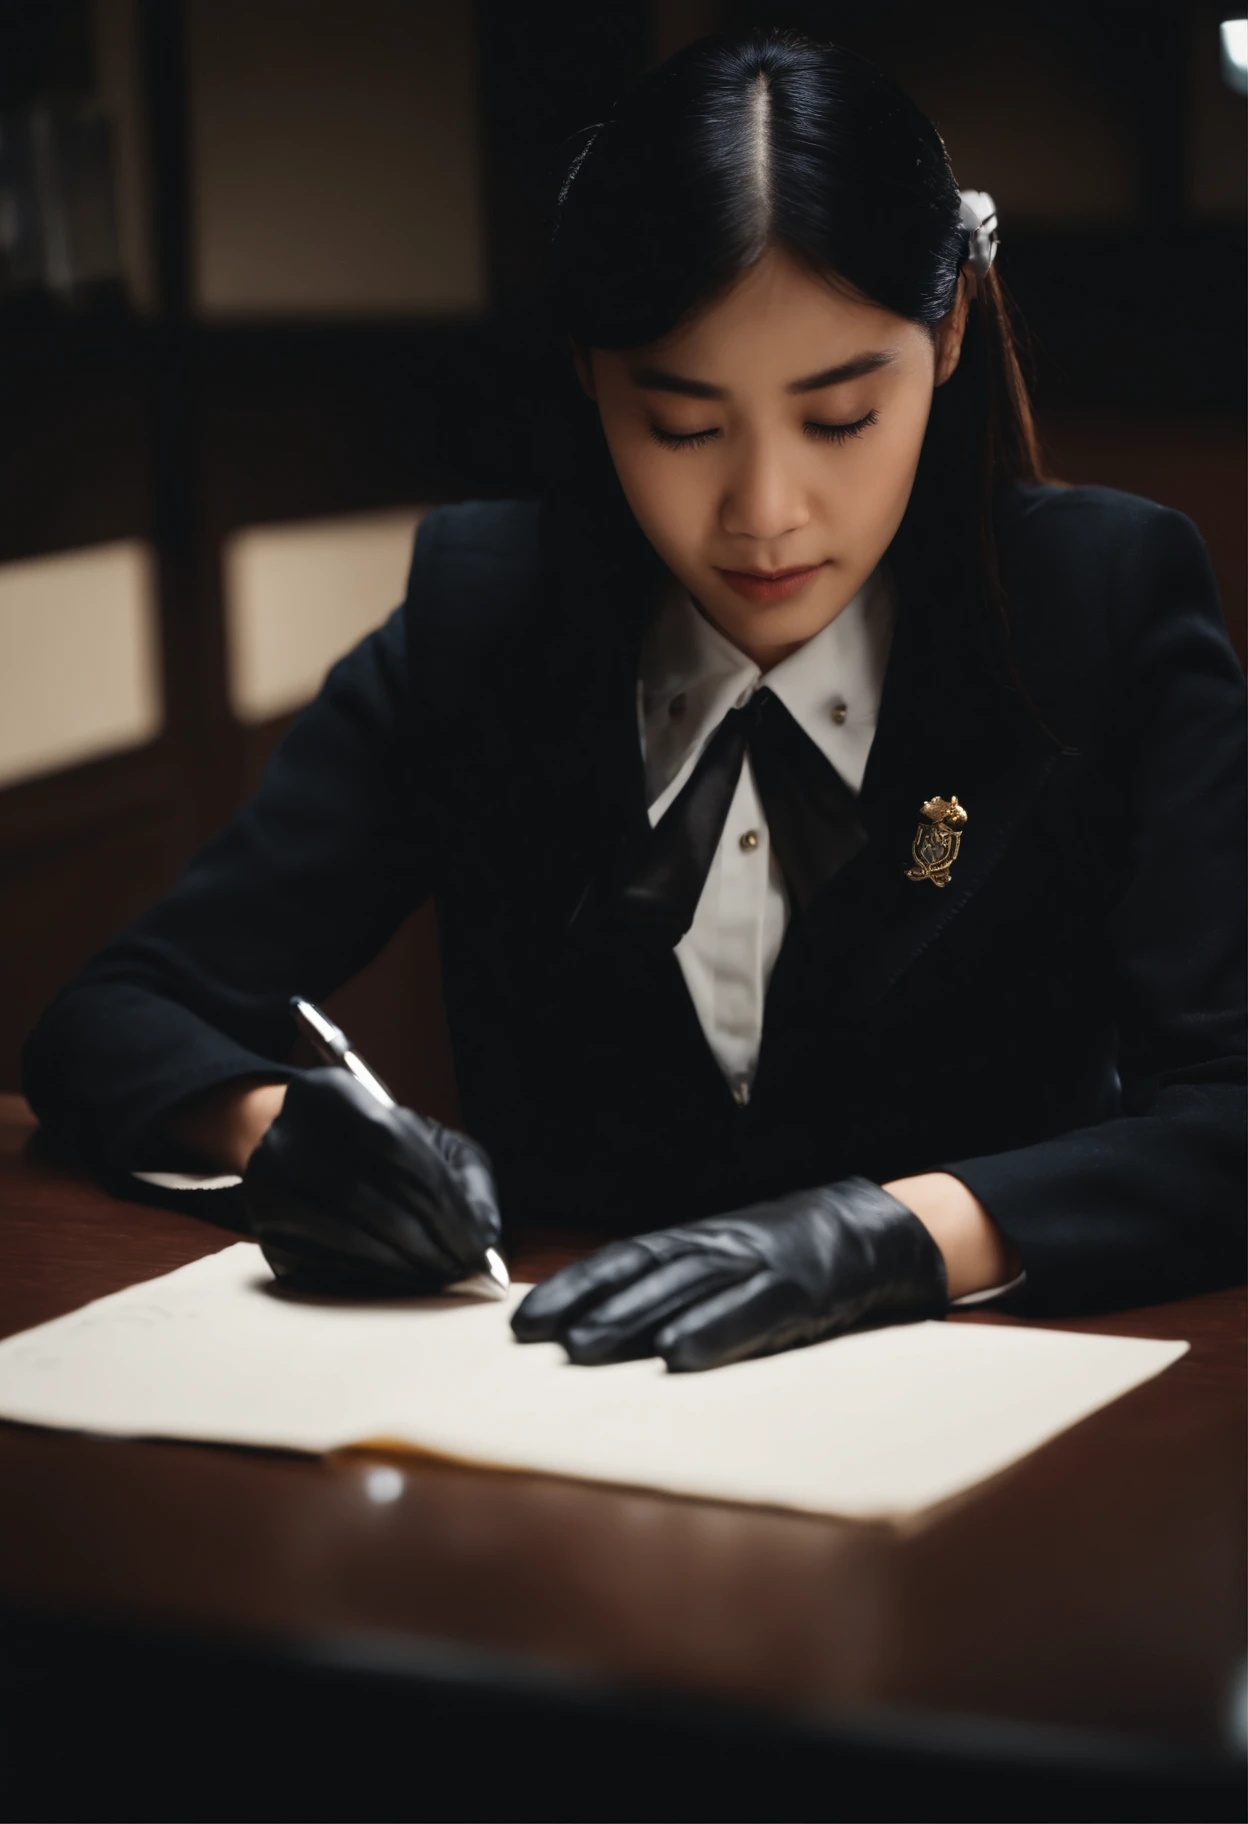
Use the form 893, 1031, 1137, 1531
958, 190, 999, 277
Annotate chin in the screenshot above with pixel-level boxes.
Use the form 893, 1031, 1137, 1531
717, 595, 831, 646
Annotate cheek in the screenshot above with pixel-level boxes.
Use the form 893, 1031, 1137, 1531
833, 401, 929, 531
881, 391, 932, 488
601, 420, 708, 551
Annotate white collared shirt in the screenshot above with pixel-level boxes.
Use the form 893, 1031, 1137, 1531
638, 561, 1026, 1310
639, 561, 895, 1100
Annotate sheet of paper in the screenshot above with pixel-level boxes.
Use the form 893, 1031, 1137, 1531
0, 1243, 1188, 1523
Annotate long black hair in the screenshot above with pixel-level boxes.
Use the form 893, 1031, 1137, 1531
540, 26, 1066, 747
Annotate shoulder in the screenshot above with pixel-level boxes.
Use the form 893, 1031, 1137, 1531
394, 499, 553, 739
999, 478, 1210, 576
406, 497, 542, 596
997, 480, 1219, 622
997, 477, 1225, 667
400, 498, 544, 674
993, 479, 1239, 749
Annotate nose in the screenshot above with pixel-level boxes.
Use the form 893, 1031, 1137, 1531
719, 434, 810, 545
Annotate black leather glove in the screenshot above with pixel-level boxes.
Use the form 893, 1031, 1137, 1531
511, 1175, 949, 1371
243, 1067, 502, 1294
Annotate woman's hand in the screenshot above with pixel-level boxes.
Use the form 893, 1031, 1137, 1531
511, 1175, 948, 1371
242, 1068, 502, 1295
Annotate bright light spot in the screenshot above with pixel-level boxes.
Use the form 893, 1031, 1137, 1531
1221, 19, 1248, 93
364, 1465, 404, 1504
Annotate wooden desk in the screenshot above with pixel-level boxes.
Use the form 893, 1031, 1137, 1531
0, 1093, 1243, 1822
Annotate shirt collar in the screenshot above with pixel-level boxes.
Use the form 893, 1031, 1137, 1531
639, 561, 897, 811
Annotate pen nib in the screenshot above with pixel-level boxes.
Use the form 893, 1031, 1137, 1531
444, 1248, 511, 1301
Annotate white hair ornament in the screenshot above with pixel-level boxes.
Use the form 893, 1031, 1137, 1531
958, 189, 999, 277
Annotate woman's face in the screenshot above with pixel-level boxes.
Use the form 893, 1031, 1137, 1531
576, 244, 969, 670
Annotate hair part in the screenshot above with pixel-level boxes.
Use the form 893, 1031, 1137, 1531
746, 71, 772, 244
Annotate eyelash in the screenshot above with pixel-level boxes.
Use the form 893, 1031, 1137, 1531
647, 410, 879, 451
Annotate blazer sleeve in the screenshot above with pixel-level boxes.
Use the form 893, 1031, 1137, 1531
936, 501, 1247, 1313
20, 542, 441, 1173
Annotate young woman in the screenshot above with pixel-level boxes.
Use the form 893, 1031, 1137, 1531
22, 29, 1245, 1371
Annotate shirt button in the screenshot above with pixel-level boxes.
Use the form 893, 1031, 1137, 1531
668, 692, 687, 719
731, 1075, 751, 1107
739, 829, 760, 852
830, 699, 848, 724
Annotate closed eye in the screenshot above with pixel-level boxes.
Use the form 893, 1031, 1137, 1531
648, 424, 718, 449
647, 409, 879, 451
804, 410, 879, 444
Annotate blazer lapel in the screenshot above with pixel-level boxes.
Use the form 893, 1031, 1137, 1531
761, 557, 1061, 1027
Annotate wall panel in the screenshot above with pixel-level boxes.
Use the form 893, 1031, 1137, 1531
0, 541, 163, 789
187, 0, 485, 318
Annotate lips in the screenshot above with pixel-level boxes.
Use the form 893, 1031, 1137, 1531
730, 565, 819, 579
715, 560, 829, 604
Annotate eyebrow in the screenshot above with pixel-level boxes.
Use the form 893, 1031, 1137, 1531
629, 349, 898, 400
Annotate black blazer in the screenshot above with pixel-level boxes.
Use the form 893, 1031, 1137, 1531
21, 480, 1247, 1315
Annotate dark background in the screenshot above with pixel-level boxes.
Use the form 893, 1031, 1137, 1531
1, 0, 1244, 1111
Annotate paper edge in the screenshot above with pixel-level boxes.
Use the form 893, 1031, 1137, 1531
337, 1333, 1192, 1529
0, 1246, 1196, 1528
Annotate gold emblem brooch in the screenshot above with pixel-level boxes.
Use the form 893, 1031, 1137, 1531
904, 795, 968, 889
